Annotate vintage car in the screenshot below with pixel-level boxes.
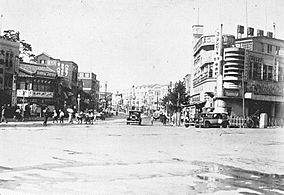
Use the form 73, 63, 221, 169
126, 110, 142, 125
194, 112, 229, 128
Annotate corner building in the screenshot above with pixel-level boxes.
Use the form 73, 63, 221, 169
191, 26, 284, 124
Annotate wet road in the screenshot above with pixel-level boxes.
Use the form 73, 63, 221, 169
0, 119, 284, 194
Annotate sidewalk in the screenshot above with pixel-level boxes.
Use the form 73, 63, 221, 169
0, 114, 127, 128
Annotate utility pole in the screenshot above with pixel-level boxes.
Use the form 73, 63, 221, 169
0, 14, 3, 36
156, 91, 159, 110
177, 92, 181, 126
104, 81, 107, 110
242, 71, 245, 118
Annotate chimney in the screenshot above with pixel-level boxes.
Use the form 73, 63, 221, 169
237, 25, 244, 38
267, 31, 273, 38
247, 27, 254, 37
257, 29, 264, 36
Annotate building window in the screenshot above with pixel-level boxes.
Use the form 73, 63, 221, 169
9, 53, 13, 67
276, 46, 280, 55
5, 52, 9, 67
263, 65, 268, 80
0, 68, 3, 74
84, 73, 90, 78
267, 44, 272, 54
279, 67, 284, 82
252, 62, 262, 80
0, 77, 3, 84
267, 66, 273, 81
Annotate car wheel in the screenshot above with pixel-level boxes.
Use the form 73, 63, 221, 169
221, 121, 228, 128
204, 121, 210, 128
185, 124, 189, 128
126, 122, 129, 125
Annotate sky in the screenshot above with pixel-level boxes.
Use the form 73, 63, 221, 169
1, 0, 284, 92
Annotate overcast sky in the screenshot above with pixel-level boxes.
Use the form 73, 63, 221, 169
1, 0, 284, 92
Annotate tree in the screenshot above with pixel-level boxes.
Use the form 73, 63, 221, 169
1, 30, 35, 61
162, 80, 189, 114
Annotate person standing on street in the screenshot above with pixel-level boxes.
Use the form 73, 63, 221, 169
59, 109, 65, 123
67, 107, 74, 124
150, 114, 154, 126
43, 107, 49, 126
52, 109, 58, 123
1, 105, 8, 123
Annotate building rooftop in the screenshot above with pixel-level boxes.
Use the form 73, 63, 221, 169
20, 62, 56, 76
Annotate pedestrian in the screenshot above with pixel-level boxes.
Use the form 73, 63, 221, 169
89, 111, 94, 124
150, 115, 154, 126
0, 106, 8, 123
15, 107, 22, 121
67, 107, 74, 124
43, 107, 49, 126
59, 109, 65, 123
52, 109, 58, 123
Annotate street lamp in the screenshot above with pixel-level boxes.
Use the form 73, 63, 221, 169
77, 94, 81, 113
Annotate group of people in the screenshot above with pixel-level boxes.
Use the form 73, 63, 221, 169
150, 112, 169, 126
43, 107, 97, 126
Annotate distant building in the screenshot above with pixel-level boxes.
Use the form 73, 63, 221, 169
35, 53, 79, 107
183, 74, 191, 95
121, 84, 169, 112
78, 72, 100, 110
16, 62, 57, 116
0, 38, 20, 106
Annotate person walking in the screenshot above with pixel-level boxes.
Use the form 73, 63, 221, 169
52, 109, 58, 123
67, 107, 74, 124
59, 109, 65, 123
43, 107, 49, 126
150, 114, 154, 126
1, 106, 8, 123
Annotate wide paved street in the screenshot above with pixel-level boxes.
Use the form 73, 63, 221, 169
0, 118, 284, 195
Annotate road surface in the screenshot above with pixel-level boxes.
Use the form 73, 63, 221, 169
0, 118, 284, 194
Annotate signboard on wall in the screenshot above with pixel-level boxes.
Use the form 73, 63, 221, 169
17, 90, 54, 98
244, 50, 250, 81
246, 81, 284, 96
57, 62, 69, 77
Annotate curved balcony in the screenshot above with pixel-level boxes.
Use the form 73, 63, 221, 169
223, 47, 245, 87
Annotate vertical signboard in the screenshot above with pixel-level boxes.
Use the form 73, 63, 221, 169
244, 50, 249, 81
56, 62, 69, 77
274, 58, 279, 82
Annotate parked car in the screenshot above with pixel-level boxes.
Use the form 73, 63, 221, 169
194, 112, 229, 128
126, 110, 142, 125
95, 112, 105, 120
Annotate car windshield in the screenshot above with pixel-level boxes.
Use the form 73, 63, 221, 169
129, 111, 141, 117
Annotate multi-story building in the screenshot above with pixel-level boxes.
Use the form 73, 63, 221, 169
0, 38, 20, 106
121, 84, 169, 112
232, 31, 284, 120
191, 28, 235, 112
78, 72, 100, 110
35, 53, 79, 107
16, 62, 57, 116
190, 25, 284, 124
183, 74, 191, 95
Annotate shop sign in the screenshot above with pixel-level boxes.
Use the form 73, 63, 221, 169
17, 89, 32, 97
36, 70, 56, 78
246, 81, 284, 96
224, 89, 240, 97
57, 62, 69, 77
17, 90, 53, 98
32, 91, 53, 98
244, 50, 250, 81
191, 95, 200, 103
